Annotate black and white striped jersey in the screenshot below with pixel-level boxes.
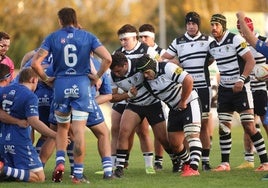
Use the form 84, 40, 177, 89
115, 41, 159, 60
166, 32, 214, 89
110, 59, 159, 106
145, 62, 199, 111
209, 31, 250, 88
249, 34, 267, 91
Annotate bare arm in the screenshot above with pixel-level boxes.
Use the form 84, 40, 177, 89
20, 50, 36, 69
110, 88, 133, 103
27, 116, 56, 139
95, 93, 112, 105
179, 74, 193, 110
89, 46, 112, 85
31, 48, 49, 81
236, 12, 258, 48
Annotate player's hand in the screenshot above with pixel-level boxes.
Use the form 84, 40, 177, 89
233, 80, 244, 93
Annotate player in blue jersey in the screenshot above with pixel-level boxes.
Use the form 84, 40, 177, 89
85, 54, 113, 179
162, 12, 215, 171
31, 7, 112, 184
0, 67, 56, 182
136, 54, 202, 177
209, 13, 268, 172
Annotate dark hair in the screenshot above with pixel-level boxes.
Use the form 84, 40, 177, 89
117, 24, 138, 39
57, 7, 78, 27
210, 14, 227, 31
136, 54, 156, 72
111, 52, 128, 70
0, 64, 11, 81
185, 11, 201, 27
0, 32, 10, 41
138, 24, 155, 33
18, 67, 38, 83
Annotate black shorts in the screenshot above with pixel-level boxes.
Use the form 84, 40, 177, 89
125, 102, 165, 126
196, 87, 211, 113
167, 98, 202, 132
217, 84, 254, 113
252, 90, 268, 116
112, 103, 126, 114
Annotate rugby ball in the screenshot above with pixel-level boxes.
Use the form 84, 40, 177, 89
254, 64, 268, 81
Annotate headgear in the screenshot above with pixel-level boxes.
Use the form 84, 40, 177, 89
185, 11, 200, 27
136, 54, 156, 72
236, 17, 254, 32
210, 14, 227, 31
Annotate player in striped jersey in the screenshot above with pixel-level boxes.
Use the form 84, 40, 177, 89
111, 24, 182, 174
209, 13, 268, 172
136, 54, 202, 177
111, 52, 176, 178
236, 16, 268, 169
161, 11, 214, 171
138, 23, 166, 171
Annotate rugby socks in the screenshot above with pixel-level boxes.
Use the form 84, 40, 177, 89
73, 163, 83, 179
143, 152, 154, 168
244, 152, 254, 162
202, 149, 210, 165
67, 141, 74, 174
116, 149, 128, 168
102, 156, 113, 175
4, 166, 30, 182
55, 150, 66, 166
251, 132, 268, 163
219, 132, 232, 163
154, 155, 163, 166
111, 154, 116, 168
188, 137, 202, 170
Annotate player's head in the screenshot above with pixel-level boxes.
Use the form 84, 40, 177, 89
0, 31, 10, 55
210, 14, 227, 31
236, 17, 254, 32
110, 52, 129, 77
18, 67, 39, 91
117, 24, 139, 51
0, 63, 11, 86
185, 11, 200, 36
136, 54, 156, 72
138, 24, 156, 46
185, 12, 200, 28
58, 7, 78, 27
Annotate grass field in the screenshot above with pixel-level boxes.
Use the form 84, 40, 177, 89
1, 112, 268, 188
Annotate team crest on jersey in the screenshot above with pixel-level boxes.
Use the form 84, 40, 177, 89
61, 38, 66, 44
240, 42, 247, 48
174, 67, 183, 75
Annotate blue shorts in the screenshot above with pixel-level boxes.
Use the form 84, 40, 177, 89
0, 143, 43, 171
86, 100, 104, 127
54, 76, 94, 113
35, 83, 53, 126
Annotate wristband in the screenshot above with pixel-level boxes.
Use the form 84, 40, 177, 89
238, 75, 246, 83
127, 90, 134, 98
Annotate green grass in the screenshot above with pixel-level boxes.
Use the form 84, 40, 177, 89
1, 124, 268, 188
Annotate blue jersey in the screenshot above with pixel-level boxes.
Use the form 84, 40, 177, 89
0, 83, 39, 145
41, 26, 102, 76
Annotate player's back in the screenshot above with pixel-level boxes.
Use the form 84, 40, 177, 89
43, 27, 101, 77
